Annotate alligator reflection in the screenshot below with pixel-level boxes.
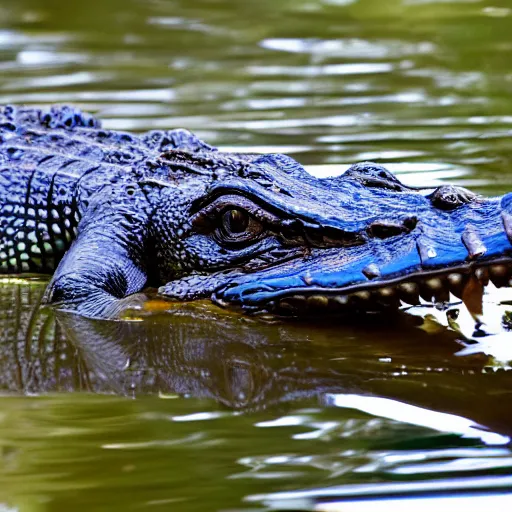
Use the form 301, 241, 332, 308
2, 280, 512, 436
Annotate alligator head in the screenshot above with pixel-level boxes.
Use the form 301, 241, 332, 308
153, 152, 512, 317
5, 104, 510, 320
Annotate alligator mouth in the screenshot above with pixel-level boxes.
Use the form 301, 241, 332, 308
272, 258, 512, 316
207, 193, 512, 318
265, 260, 511, 317
212, 258, 512, 318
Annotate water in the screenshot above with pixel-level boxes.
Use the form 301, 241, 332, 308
1, 0, 512, 510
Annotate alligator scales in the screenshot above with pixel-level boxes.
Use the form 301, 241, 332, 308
1, 105, 511, 319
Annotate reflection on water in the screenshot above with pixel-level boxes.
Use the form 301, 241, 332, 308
0, 279, 512, 510
2, 0, 512, 509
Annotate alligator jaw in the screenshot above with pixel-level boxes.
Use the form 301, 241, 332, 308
212, 260, 512, 318
210, 192, 512, 318
268, 262, 510, 317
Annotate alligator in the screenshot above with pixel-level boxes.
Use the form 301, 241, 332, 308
1, 104, 512, 319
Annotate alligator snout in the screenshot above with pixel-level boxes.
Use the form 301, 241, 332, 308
212, 186, 512, 317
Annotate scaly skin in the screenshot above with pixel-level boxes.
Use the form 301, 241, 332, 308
1, 104, 512, 319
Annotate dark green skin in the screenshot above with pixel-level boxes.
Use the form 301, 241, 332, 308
1, 104, 511, 319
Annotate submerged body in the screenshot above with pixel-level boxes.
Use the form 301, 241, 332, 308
1, 104, 512, 319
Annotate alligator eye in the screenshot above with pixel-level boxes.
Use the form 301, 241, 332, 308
217, 208, 264, 246
223, 209, 249, 233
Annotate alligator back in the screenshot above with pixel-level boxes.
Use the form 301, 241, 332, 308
0, 105, 186, 274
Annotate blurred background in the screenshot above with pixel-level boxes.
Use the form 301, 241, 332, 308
1, 0, 512, 510
2, 0, 512, 192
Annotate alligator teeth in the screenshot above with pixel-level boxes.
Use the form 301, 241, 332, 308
489, 264, 509, 287
398, 282, 418, 294
447, 272, 463, 286
307, 295, 329, 308
276, 262, 512, 316
490, 264, 508, 277
331, 295, 349, 306
397, 282, 420, 305
374, 286, 400, 309
418, 277, 449, 304
431, 278, 450, 303
489, 265, 509, 277
428, 277, 443, 290
353, 290, 371, 301
475, 267, 489, 286
446, 272, 467, 298
378, 287, 395, 297
278, 299, 298, 312
279, 295, 306, 311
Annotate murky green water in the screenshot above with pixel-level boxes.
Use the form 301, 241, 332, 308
2, 0, 512, 510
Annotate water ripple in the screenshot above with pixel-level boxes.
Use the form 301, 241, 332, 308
1, 1, 512, 506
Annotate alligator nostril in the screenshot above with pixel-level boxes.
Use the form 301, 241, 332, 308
403, 216, 418, 231
430, 185, 476, 210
